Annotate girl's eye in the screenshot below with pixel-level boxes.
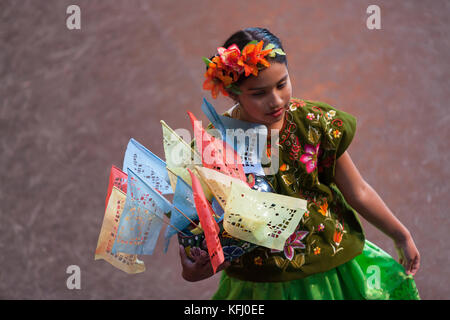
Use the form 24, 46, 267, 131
252, 91, 265, 96
251, 83, 287, 96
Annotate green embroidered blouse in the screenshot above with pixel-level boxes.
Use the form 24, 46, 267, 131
223, 97, 366, 282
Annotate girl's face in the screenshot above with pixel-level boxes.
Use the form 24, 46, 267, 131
235, 62, 292, 130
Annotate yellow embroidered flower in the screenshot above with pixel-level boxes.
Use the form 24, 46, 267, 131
326, 110, 336, 119
281, 174, 294, 186
313, 247, 321, 255
254, 256, 263, 266
332, 129, 341, 139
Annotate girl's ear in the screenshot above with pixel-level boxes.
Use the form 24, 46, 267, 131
227, 91, 239, 103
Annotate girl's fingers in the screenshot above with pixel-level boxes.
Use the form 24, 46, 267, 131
409, 255, 420, 276
190, 247, 200, 257
179, 245, 193, 266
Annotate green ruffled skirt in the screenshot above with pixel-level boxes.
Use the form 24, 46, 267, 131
212, 240, 420, 300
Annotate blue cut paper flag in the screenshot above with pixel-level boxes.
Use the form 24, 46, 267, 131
123, 138, 173, 195
201, 98, 267, 175
211, 197, 224, 223
163, 176, 198, 252
112, 168, 173, 255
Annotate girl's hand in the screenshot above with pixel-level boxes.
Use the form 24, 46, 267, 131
179, 245, 230, 282
394, 235, 420, 276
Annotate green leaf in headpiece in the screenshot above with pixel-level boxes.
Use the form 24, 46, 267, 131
268, 48, 286, 58
202, 57, 213, 67
272, 48, 286, 56
226, 83, 242, 95
245, 40, 259, 47
263, 43, 275, 51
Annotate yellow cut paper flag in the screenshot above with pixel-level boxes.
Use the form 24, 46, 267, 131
161, 120, 213, 201
161, 120, 201, 170
223, 182, 308, 251
194, 166, 250, 210
95, 186, 145, 274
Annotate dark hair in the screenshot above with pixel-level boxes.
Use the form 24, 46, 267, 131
208, 27, 288, 94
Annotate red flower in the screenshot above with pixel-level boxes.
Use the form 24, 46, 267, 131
217, 44, 244, 74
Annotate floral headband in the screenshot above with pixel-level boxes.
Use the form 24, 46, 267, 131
202, 40, 286, 99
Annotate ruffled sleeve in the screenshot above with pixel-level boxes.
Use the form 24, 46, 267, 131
287, 98, 357, 185
306, 100, 357, 159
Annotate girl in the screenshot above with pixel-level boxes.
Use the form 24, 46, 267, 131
179, 27, 420, 300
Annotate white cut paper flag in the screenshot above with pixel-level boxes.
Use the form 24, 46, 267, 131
223, 182, 308, 250
194, 166, 250, 211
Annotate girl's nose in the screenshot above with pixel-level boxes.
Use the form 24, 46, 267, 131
269, 92, 284, 109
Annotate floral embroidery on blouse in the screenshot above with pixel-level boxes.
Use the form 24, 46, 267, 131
254, 256, 263, 266
289, 98, 306, 111
270, 230, 309, 261
224, 98, 364, 280
299, 143, 321, 174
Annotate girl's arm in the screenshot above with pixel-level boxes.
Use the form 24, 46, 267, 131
334, 151, 420, 275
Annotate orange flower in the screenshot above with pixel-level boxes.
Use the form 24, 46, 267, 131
237, 40, 273, 77
203, 56, 235, 98
333, 230, 344, 245
202, 77, 228, 99
202, 40, 280, 98
317, 200, 329, 216
313, 247, 321, 255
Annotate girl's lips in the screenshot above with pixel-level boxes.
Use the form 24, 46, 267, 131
267, 108, 284, 117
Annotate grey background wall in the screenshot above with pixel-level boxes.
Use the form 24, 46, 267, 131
1, 0, 448, 299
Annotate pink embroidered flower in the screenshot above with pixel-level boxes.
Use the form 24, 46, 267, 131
271, 230, 309, 261
300, 143, 320, 173
317, 223, 325, 232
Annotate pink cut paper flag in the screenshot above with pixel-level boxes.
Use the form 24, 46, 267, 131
188, 169, 224, 274
187, 111, 247, 184
105, 165, 128, 210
